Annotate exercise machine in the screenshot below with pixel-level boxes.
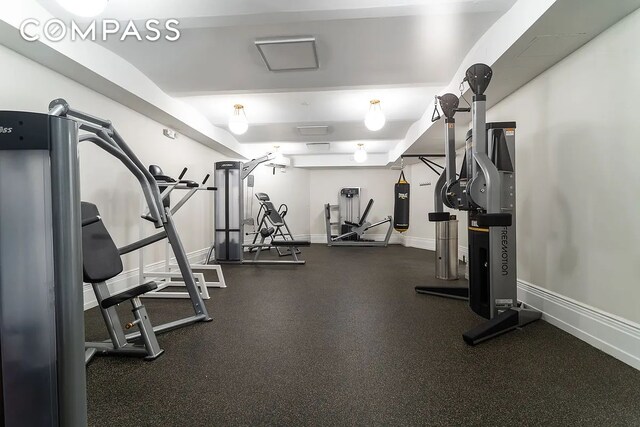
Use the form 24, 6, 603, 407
138, 165, 226, 299
49, 99, 212, 341
249, 192, 301, 256
415, 64, 540, 345
82, 202, 163, 363
324, 188, 393, 246
213, 158, 310, 264
0, 108, 87, 425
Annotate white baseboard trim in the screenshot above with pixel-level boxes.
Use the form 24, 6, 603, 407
518, 280, 640, 371
310, 234, 326, 244
83, 247, 210, 310
394, 242, 640, 370
401, 236, 435, 251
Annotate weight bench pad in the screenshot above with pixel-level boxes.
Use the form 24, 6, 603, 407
101, 281, 158, 309
271, 240, 311, 247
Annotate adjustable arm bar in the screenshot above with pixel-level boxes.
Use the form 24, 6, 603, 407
241, 153, 275, 180
79, 135, 164, 228
49, 98, 166, 226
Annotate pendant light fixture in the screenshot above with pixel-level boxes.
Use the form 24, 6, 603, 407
365, 99, 386, 131
354, 143, 368, 163
228, 104, 249, 135
56, 0, 109, 17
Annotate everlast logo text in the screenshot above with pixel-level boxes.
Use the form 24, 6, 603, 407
501, 227, 509, 276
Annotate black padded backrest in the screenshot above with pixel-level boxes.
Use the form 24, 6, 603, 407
149, 164, 164, 177
360, 199, 374, 225
149, 165, 172, 208
81, 202, 123, 284
262, 201, 284, 226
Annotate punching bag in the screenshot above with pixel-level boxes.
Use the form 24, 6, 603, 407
394, 171, 410, 232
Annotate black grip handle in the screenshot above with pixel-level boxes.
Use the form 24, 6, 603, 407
202, 174, 210, 185
82, 216, 101, 227
178, 167, 188, 180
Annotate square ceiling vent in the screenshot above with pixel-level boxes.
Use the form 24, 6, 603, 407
255, 36, 319, 71
306, 143, 330, 152
298, 125, 329, 136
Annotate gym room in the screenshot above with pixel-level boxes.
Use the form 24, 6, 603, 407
1, 0, 639, 425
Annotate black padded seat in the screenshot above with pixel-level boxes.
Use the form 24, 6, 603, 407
271, 240, 311, 247
261, 227, 275, 237
81, 202, 124, 283
101, 282, 158, 309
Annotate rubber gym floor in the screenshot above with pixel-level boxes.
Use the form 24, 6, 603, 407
84, 245, 640, 426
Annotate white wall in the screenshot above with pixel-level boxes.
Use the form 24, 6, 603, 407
403, 154, 468, 256
483, 7, 640, 323
0, 44, 226, 274
403, 8, 640, 328
308, 168, 402, 242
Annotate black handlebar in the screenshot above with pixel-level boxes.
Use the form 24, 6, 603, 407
82, 216, 101, 227
178, 168, 188, 180
202, 174, 210, 185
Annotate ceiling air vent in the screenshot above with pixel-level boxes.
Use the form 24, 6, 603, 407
297, 125, 329, 136
255, 36, 319, 71
306, 143, 330, 152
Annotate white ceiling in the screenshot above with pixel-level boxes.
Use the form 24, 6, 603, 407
406, 0, 640, 158
102, 13, 503, 94
19, 0, 640, 166
73, 0, 517, 157
180, 86, 438, 148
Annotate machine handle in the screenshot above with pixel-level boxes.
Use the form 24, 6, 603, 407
178, 168, 188, 180
202, 174, 210, 185
179, 180, 199, 188
81, 216, 101, 227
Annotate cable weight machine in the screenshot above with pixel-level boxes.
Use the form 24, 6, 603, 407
414, 64, 541, 345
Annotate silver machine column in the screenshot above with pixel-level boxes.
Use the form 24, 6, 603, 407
0, 111, 87, 426
214, 155, 272, 263
435, 217, 459, 280
214, 161, 244, 262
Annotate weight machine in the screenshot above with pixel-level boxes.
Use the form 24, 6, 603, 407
0, 106, 87, 425
324, 187, 393, 246
213, 157, 310, 264
415, 64, 540, 345
48, 99, 213, 341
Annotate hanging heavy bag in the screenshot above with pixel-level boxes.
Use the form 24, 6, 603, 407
394, 171, 410, 232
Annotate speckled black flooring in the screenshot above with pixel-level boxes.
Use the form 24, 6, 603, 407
84, 245, 640, 426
